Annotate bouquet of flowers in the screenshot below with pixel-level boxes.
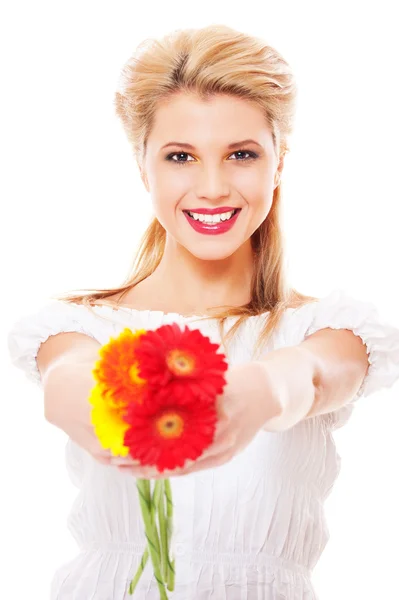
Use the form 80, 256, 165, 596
88, 322, 228, 598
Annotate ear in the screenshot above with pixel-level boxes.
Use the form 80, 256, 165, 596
274, 152, 286, 189
139, 167, 150, 192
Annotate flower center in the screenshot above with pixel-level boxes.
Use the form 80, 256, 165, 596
128, 362, 146, 385
166, 349, 196, 376
156, 412, 185, 439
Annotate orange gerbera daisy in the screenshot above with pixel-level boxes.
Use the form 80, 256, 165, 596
133, 323, 228, 402
92, 327, 148, 408
123, 390, 218, 472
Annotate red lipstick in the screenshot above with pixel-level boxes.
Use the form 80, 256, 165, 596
184, 207, 238, 215
183, 208, 241, 235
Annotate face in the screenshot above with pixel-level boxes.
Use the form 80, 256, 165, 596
140, 92, 284, 261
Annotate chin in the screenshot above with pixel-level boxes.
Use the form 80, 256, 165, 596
184, 242, 242, 261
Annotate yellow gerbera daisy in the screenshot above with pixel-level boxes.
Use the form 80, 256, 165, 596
89, 384, 130, 457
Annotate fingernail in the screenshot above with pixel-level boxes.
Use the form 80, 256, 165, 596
111, 457, 139, 466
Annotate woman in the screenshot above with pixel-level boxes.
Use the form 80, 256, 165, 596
8, 24, 399, 599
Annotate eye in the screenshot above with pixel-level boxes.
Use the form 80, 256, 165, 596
166, 152, 195, 165
165, 149, 259, 167
229, 150, 258, 161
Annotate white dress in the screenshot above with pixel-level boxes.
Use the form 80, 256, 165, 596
7, 288, 399, 600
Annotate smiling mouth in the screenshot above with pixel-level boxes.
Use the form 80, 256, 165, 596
183, 208, 240, 224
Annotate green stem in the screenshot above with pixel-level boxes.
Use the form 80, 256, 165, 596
135, 479, 168, 599
128, 481, 163, 595
164, 479, 175, 591
152, 481, 168, 591
128, 546, 149, 595
157, 481, 169, 581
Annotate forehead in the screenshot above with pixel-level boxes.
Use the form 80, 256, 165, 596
148, 93, 273, 149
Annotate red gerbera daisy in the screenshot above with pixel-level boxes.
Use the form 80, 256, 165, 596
123, 391, 218, 472
133, 323, 228, 401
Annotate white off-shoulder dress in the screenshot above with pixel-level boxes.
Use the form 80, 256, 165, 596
7, 289, 399, 600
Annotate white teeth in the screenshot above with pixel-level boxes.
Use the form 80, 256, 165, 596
186, 209, 237, 224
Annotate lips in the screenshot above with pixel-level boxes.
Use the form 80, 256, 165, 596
183, 206, 239, 215
183, 208, 241, 235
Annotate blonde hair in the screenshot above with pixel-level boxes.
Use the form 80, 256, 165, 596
54, 24, 318, 359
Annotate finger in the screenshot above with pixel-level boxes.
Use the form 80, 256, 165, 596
215, 412, 229, 433
85, 432, 116, 460
196, 430, 236, 462
216, 400, 229, 422
117, 461, 193, 479
89, 443, 139, 466
110, 456, 141, 466
94, 454, 112, 465
117, 464, 169, 479
194, 418, 229, 462
182, 447, 234, 474
93, 453, 138, 467
86, 433, 139, 466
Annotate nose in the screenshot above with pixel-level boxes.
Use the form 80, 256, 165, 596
195, 164, 230, 201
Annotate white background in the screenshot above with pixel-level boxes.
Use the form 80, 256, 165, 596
2, 1, 399, 598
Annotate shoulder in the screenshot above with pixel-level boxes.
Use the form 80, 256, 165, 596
7, 299, 107, 387
284, 288, 375, 338
286, 288, 399, 401
269, 288, 378, 349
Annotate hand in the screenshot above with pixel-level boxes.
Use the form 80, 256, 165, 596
116, 361, 283, 479
45, 363, 141, 468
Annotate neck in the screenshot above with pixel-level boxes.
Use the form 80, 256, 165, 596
134, 236, 255, 315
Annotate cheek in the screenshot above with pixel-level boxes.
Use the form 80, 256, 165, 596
154, 166, 189, 196
152, 192, 178, 226
151, 174, 187, 216
152, 196, 191, 242
236, 169, 273, 202
244, 190, 274, 234
246, 188, 273, 220
151, 167, 273, 227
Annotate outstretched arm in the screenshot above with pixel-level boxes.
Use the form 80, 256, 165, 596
260, 327, 370, 432
115, 328, 370, 477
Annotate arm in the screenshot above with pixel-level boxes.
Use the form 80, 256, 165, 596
151, 328, 369, 477
37, 333, 141, 467
37, 332, 101, 424
36, 332, 117, 464
258, 327, 370, 432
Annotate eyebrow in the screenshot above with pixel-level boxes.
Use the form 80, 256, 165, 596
160, 139, 263, 151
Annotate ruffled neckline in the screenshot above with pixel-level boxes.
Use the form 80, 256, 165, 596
71, 300, 218, 321
70, 300, 275, 322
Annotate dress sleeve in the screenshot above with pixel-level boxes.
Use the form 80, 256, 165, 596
7, 300, 103, 388
302, 289, 399, 428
